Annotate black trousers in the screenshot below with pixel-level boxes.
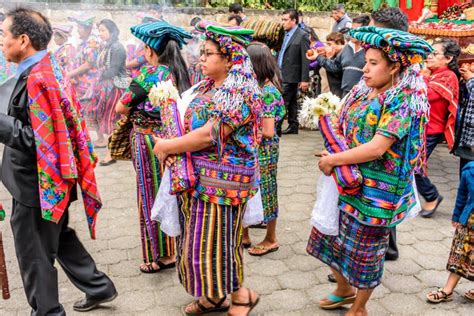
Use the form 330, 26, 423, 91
282, 82, 299, 128
386, 227, 398, 259
415, 133, 443, 202
10, 199, 116, 316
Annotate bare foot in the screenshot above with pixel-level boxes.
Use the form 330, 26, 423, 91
229, 288, 259, 316
345, 307, 368, 316
158, 255, 176, 265
139, 262, 160, 273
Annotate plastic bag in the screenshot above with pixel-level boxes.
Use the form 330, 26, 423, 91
243, 189, 264, 228
151, 167, 181, 237
406, 176, 422, 219
310, 174, 340, 236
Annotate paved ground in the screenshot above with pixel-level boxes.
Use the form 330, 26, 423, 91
0, 129, 472, 315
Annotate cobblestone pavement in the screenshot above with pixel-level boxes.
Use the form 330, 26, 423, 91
0, 130, 472, 315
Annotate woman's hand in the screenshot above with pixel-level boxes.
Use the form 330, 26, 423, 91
164, 155, 177, 168
152, 136, 169, 163
306, 49, 318, 61
318, 154, 334, 176
451, 221, 461, 229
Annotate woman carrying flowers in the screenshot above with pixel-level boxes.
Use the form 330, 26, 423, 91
307, 27, 433, 315
153, 21, 262, 315
115, 21, 191, 273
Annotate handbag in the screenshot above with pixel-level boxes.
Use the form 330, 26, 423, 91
113, 75, 130, 89
108, 115, 133, 160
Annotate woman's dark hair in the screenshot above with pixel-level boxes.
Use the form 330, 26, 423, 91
99, 19, 120, 43
155, 40, 191, 94
326, 32, 345, 45
228, 15, 243, 26
247, 42, 283, 92
190, 16, 201, 27
6, 7, 52, 51
305, 27, 320, 43
352, 15, 370, 26
433, 38, 461, 79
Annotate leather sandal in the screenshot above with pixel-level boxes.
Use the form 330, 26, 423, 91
139, 263, 160, 274
464, 289, 474, 302
231, 288, 260, 316
426, 288, 453, 303
183, 297, 230, 315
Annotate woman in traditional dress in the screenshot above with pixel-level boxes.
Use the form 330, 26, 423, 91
153, 21, 262, 315
242, 42, 285, 256
116, 21, 191, 273
67, 16, 99, 140
308, 26, 432, 315
52, 25, 76, 73
93, 19, 127, 165
415, 38, 460, 218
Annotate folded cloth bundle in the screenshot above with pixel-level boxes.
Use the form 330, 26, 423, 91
130, 20, 192, 52
318, 114, 362, 195
195, 20, 254, 45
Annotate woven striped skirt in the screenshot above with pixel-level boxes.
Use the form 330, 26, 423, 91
176, 192, 246, 298
131, 131, 175, 263
307, 211, 390, 289
259, 142, 279, 223
92, 79, 122, 135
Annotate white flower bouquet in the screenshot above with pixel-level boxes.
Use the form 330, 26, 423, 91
298, 92, 341, 129
148, 79, 179, 112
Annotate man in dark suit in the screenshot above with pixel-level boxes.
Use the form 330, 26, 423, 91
278, 9, 310, 135
0, 8, 116, 315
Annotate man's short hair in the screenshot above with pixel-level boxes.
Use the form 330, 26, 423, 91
282, 9, 298, 21
333, 4, 345, 12
352, 15, 371, 26
6, 7, 52, 51
298, 10, 303, 17
371, 7, 409, 32
229, 3, 243, 14
326, 32, 345, 45
228, 15, 243, 26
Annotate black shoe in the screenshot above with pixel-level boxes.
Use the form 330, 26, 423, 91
73, 291, 118, 312
420, 195, 443, 218
385, 252, 399, 261
327, 274, 336, 283
281, 126, 299, 135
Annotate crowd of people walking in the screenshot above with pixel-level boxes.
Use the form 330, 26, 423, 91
0, 2, 472, 316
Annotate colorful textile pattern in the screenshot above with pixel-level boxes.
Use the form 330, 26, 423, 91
131, 131, 175, 263
425, 68, 459, 149
126, 43, 146, 79
54, 44, 76, 73
130, 20, 192, 52
348, 26, 433, 67
188, 64, 204, 86
336, 61, 429, 227
0, 203, 5, 221
446, 212, 474, 281
307, 211, 390, 289
319, 114, 363, 195
0, 53, 17, 82
176, 192, 246, 298
71, 39, 98, 101
27, 53, 101, 238
185, 22, 263, 206
259, 83, 285, 223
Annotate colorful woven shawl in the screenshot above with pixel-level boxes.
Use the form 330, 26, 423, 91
318, 114, 362, 195
27, 53, 102, 239
426, 68, 459, 150
130, 20, 192, 52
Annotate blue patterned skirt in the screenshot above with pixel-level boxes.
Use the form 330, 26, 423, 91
307, 211, 390, 289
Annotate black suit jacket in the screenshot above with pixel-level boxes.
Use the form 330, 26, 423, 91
0, 67, 78, 207
279, 27, 310, 84
0, 67, 41, 207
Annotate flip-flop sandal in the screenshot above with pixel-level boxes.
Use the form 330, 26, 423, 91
232, 288, 259, 316
464, 289, 474, 302
139, 263, 160, 274
426, 288, 453, 303
183, 297, 229, 315
249, 223, 267, 229
248, 245, 279, 257
99, 159, 117, 166
319, 293, 356, 310
242, 242, 252, 249
157, 261, 176, 271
